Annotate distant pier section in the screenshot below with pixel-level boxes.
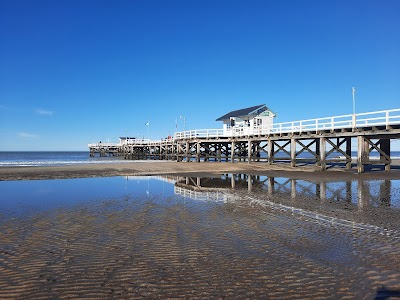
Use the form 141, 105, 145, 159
88, 105, 400, 173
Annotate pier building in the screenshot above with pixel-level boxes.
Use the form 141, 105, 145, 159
216, 104, 276, 136
88, 106, 400, 173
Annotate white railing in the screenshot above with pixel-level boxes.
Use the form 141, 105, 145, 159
88, 142, 121, 148
174, 108, 400, 139
174, 128, 225, 139
88, 138, 176, 148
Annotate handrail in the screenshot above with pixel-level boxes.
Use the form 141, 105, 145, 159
88, 142, 121, 147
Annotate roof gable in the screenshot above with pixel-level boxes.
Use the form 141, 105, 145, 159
216, 104, 267, 121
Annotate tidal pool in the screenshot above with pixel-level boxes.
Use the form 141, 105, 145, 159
0, 175, 399, 299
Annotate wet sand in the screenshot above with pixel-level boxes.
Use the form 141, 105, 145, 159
1, 191, 399, 299
1, 160, 400, 181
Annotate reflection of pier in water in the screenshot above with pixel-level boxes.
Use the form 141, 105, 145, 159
174, 174, 398, 209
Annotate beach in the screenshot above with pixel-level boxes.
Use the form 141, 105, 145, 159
1, 162, 400, 299
1, 160, 400, 181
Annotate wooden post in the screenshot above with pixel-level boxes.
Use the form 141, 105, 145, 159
231, 174, 236, 189
231, 141, 235, 163
315, 137, 320, 166
185, 141, 190, 162
291, 138, 296, 167
247, 140, 252, 163
196, 142, 200, 163
177, 143, 182, 162
268, 139, 274, 165
346, 137, 352, 170
380, 138, 391, 171
256, 142, 261, 162
357, 136, 365, 173
320, 137, 326, 170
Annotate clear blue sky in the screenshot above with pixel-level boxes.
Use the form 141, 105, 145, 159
1, 0, 399, 151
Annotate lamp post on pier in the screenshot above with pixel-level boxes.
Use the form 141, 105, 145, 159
352, 87, 356, 129
180, 116, 186, 131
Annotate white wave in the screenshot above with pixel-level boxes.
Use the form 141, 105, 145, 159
0, 160, 170, 167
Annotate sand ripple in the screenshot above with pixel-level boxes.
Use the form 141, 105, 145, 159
0, 196, 399, 299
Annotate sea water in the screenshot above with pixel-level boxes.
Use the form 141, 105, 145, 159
1, 151, 400, 167
1, 175, 399, 217
0, 151, 126, 166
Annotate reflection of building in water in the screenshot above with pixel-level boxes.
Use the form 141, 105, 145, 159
125, 175, 177, 184
174, 175, 241, 202
174, 186, 231, 202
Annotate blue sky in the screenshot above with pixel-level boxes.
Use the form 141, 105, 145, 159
1, 0, 399, 151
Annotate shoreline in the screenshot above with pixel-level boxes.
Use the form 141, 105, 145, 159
1, 161, 400, 181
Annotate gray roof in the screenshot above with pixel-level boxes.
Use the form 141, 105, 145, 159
216, 104, 267, 121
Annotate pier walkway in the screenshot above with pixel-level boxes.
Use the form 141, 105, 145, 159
88, 108, 400, 173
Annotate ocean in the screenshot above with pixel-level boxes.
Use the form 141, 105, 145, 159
0, 151, 126, 166
1, 151, 400, 167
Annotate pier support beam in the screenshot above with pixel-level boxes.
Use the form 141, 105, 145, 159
320, 137, 326, 170
196, 142, 200, 163
247, 140, 252, 163
231, 141, 235, 163
357, 136, 367, 173
268, 139, 274, 165
346, 138, 352, 169
357, 136, 391, 172
185, 141, 190, 162
381, 139, 391, 171
290, 138, 296, 167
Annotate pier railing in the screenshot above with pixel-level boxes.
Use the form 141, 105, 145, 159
174, 108, 400, 139
88, 142, 120, 148
88, 138, 175, 148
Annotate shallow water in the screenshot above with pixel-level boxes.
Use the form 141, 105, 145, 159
0, 175, 399, 299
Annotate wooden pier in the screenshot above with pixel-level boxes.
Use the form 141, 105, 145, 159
88, 108, 400, 173
89, 142, 122, 157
